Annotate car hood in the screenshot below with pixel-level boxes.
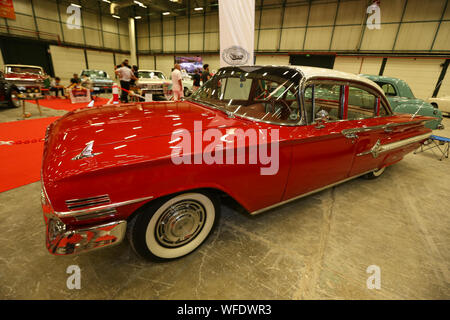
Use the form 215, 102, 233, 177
90, 78, 113, 82
5, 73, 44, 81
42, 101, 246, 182
137, 79, 169, 84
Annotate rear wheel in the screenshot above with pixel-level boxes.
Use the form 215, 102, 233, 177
184, 87, 191, 97
9, 89, 20, 108
127, 192, 220, 261
431, 102, 438, 109
363, 167, 386, 180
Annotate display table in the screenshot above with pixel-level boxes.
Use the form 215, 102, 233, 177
20, 96, 44, 118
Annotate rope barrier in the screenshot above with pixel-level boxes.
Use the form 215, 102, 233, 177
0, 138, 45, 146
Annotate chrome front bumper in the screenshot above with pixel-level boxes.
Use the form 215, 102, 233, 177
41, 189, 127, 255
45, 218, 127, 255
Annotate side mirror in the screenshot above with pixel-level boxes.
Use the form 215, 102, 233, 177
315, 109, 329, 129
316, 109, 329, 121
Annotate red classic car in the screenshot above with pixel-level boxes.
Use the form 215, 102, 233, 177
4, 64, 45, 99
41, 66, 434, 261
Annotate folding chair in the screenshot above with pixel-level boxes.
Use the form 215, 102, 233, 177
414, 135, 450, 161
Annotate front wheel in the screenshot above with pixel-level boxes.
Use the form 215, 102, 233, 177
363, 167, 386, 180
9, 89, 20, 108
127, 192, 220, 261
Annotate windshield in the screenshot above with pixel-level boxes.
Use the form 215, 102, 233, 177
189, 66, 302, 125
81, 70, 109, 78
138, 71, 166, 80
6, 66, 43, 75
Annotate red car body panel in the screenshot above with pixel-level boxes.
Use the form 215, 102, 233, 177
42, 99, 432, 231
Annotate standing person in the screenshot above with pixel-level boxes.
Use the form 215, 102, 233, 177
171, 64, 183, 101
201, 64, 211, 85
115, 63, 137, 103
192, 69, 201, 92
130, 65, 139, 86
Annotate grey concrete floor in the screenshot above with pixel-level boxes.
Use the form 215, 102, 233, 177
0, 103, 449, 299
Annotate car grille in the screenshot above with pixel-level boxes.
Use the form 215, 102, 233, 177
65, 194, 111, 210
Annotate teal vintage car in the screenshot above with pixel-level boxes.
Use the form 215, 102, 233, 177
361, 74, 443, 130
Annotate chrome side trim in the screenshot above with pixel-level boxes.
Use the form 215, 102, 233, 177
357, 132, 432, 158
74, 208, 117, 221
341, 120, 425, 136
66, 194, 111, 210
250, 170, 373, 215
55, 195, 154, 217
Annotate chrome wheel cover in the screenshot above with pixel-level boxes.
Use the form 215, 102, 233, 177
11, 91, 20, 107
155, 200, 206, 248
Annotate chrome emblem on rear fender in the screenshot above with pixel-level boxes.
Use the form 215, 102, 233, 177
357, 139, 382, 158
72, 141, 102, 160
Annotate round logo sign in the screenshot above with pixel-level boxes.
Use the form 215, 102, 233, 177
222, 46, 250, 66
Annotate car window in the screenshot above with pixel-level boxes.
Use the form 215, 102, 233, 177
191, 67, 301, 125
313, 83, 343, 122
223, 77, 252, 100
347, 86, 377, 119
377, 82, 397, 96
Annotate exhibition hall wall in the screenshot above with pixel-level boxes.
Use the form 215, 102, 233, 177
1, 0, 449, 99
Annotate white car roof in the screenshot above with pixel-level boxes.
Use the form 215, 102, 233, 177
243, 65, 383, 94
139, 70, 165, 73
5, 64, 43, 69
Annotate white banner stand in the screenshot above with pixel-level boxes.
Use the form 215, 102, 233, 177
219, 0, 255, 68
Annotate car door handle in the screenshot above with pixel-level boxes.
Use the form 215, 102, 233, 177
384, 127, 393, 133
343, 132, 359, 139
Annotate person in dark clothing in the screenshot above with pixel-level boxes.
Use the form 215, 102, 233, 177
50, 77, 65, 97
192, 69, 201, 92
130, 65, 139, 86
201, 64, 210, 85
70, 74, 80, 86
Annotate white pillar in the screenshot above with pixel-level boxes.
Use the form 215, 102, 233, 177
128, 17, 137, 65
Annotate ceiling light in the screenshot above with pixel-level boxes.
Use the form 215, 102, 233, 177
112, 15, 120, 19
102, 0, 111, 3
134, 0, 147, 8
135, 16, 142, 19
194, 7, 204, 11
71, 3, 81, 8
162, 12, 170, 15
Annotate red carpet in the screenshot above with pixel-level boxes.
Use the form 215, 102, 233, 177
27, 97, 110, 111
0, 117, 60, 193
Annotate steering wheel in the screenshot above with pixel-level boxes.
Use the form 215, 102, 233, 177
255, 89, 268, 100
264, 97, 293, 119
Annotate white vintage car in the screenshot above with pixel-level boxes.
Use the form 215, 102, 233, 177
136, 70, 171, 101
136, 69, 194, 100
427, 96, 450, 116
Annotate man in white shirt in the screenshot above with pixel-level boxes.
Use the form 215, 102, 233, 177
115, 63, 137, 103
171, 64, 183, 101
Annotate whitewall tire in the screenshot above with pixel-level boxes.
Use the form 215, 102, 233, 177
363, 167, 386, 180
127, 192, 220, 261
